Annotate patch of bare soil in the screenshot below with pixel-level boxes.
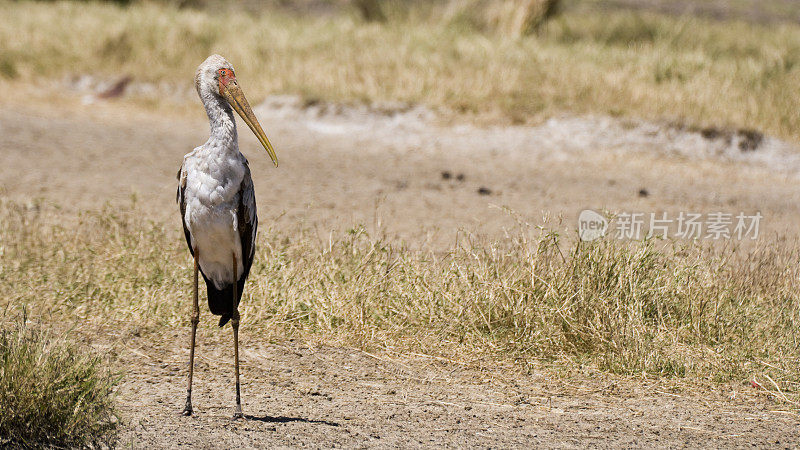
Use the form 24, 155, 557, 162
113, 332, 799, 448
3, 85, 800, 247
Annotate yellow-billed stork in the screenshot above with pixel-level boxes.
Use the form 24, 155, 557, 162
176, 54, 278, 419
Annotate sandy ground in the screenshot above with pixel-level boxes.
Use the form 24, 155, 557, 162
3, 82, 800, 446
112, 332, 799, 448
4, 83, 800, 245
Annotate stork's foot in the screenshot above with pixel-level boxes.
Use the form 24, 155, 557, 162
232, 406, 243, 420
181, 398, 193, 416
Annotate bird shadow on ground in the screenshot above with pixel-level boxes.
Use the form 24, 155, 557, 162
244, 414, 340, 427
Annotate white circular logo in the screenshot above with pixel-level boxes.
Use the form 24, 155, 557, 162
578, 210, 608, 242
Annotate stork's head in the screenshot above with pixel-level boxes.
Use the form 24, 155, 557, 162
195, 54, 278, 167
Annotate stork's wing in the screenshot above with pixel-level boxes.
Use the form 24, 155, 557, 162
237, 163, 258, 283
177, 162, 194, 257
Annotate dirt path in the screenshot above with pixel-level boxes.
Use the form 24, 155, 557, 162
3, 85, 800, 245
4, 84, 800, 446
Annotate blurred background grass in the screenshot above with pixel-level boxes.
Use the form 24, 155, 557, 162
1, 0, 799, 140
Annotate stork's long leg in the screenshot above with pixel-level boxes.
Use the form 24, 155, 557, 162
182, 250, 200, 416
231, 252, 243, 420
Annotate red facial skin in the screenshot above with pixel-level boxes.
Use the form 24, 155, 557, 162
217, 68, 236, 94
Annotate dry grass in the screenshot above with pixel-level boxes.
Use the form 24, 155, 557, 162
590, 0, 800, 24
444, 0, 559, 37
2, 200, 798, 404
0, 319, 119, 448
1, 1, 799, 140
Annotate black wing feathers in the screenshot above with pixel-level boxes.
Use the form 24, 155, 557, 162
237, 167, 258, 290
177, 165, 194, 258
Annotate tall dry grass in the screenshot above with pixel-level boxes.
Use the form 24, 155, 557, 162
0, 1, 799, 140
1, 200, 798, 403
0, 319, 119, 447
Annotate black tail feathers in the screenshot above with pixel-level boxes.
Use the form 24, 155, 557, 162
203, 276, 246, 327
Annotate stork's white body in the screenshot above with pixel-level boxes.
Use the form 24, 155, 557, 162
181, 122, 248, 288
177, 56, 258, 291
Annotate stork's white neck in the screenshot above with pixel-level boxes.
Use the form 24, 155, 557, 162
202, 93, 238, 152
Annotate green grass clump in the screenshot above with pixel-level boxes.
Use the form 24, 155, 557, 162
0, 320, 119, 448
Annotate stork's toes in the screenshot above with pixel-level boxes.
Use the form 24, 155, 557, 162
182, 400, 193, 416
232, 408, 244, 420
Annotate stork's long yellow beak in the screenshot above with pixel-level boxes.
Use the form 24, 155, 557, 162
221, 80, 278, 167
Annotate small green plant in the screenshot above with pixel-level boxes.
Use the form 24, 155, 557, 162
0, 57, 17, 79
0, 320, 119, 448
354, 0, 386, 22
